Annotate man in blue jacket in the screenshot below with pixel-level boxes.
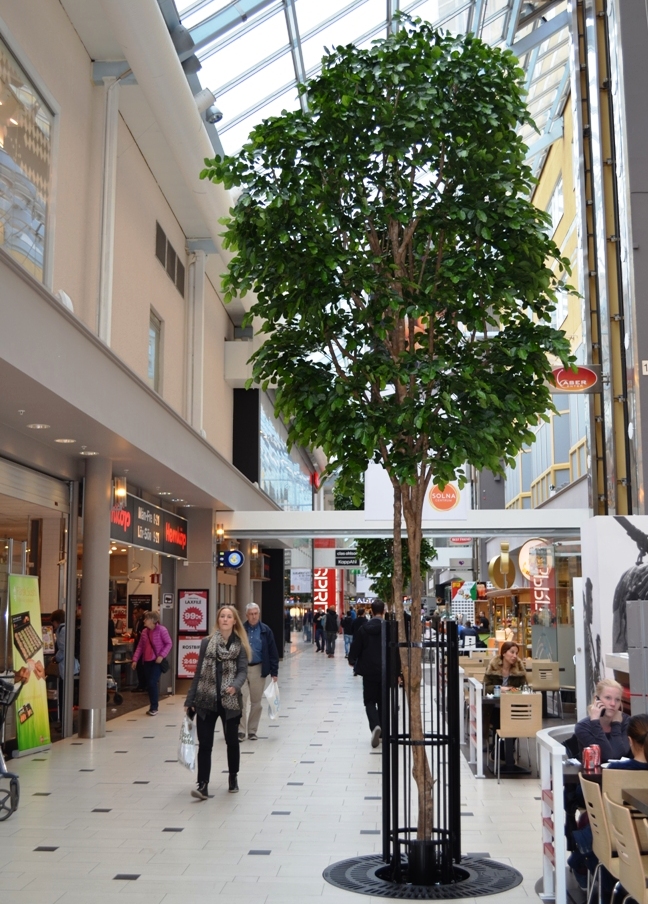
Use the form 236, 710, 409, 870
240, 603, 279, 740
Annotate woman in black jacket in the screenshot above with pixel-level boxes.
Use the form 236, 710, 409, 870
185, 606, 250, 799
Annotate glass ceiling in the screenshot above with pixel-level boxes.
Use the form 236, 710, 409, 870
177, 0, 570, 171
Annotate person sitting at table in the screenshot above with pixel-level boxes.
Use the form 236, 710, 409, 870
575, 678, 630, 763
483, 641, 527, 695
606, 713, 648, 769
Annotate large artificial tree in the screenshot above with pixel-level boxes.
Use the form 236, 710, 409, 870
203, 18, 573, 839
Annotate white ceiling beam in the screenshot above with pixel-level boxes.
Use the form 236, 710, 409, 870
510, 9, 570, 59
525, 117, 564, 159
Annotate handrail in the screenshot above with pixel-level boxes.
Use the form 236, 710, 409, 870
537, 724, 575, 904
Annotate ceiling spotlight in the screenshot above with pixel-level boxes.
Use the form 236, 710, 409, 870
205, 104, 223, 124
171, 498, 184, 503
55, 438, 76, 443
158, 491, 172, 496
27, 423, 50, 429
79, 450, 98, 456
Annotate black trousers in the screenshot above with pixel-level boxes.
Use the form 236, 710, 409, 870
196, 706, 240, 784
362, 677, 382, 732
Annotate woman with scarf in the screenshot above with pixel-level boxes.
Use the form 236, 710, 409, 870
185, 606, 251, 799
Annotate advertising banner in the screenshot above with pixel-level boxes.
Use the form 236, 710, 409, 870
8, 575, 51, 752
110, 494, 188, 559
313, 568, 336, 608
177, 636, 203, 679
178, 590, 208, 634
290, 569, 312, 594
364, 461, 469, 521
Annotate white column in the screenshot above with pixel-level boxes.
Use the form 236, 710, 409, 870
186, 250, 206, 433
97, 77, 120, 345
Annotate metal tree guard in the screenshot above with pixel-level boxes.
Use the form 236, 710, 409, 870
381, 616, 461, 885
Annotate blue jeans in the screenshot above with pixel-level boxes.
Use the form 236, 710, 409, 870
344, 634, 352, 656
142, 660, 161, 711
315, 628, 324, 651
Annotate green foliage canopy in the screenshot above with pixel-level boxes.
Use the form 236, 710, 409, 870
202, 19, 573, 499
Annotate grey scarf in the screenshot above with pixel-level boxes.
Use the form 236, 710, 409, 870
194, 631, 241, 712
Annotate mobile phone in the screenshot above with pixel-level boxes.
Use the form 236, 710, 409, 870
596, 696, 606, 718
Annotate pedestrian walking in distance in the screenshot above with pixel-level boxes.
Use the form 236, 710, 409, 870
348, 599, 385, 748
131, 611, 172, 716
341, 610, 354, 658
324, 606, 340, 658
184, 606, 250, 799
240, 602, 279, 741
314, 610, 325, 652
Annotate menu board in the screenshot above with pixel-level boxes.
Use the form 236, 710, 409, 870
110, 494, 188, 559
177, 637, 203, 679
178, 590, 208, 634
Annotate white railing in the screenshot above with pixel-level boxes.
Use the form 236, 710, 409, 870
467, 677, 485, 778
536, 724, 575, 904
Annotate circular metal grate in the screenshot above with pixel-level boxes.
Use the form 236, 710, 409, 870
323, 854, 523, 899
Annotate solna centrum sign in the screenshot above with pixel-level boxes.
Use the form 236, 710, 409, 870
428, 483, 460, 512
550, 365, 601, 393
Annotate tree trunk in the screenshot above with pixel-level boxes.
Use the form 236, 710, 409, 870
403, 482, 434, 840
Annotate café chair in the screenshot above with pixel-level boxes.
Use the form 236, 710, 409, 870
604, 793, 648, 904
579, 775, 620, 904
531, 660, 563, 719
494, 691, 542, 783
602, 770, 648, 852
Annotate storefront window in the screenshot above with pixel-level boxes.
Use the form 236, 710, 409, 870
0, 35, 53, 281
259, 394, 312, 511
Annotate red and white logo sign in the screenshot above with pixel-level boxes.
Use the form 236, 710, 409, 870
449, 537, 472, 546
551, 365, 599, 393
428, 484, 460, 512
313, 568, 336, 608
177, 637, 202, 679
178, 590, 208, 634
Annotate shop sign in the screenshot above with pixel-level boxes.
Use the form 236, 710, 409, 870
178, 590, 208, 634
449, 537, 472, 546
428, 484, 460, 512
550, 365, 600, 393
290, 569, 312, 594
110, 494, 187, 559
218, 549, 245, 569
8, 575, 51, 753
161, 593, 173, 610
313, 568, 336, 608
177, 636, 202, 679
529, 546, 556, 618
335, 549, 360, 567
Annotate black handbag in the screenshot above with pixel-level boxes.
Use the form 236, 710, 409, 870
159, 658, 170, 674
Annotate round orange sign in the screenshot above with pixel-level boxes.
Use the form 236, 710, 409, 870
551, 366, 598, 392
428, 483, 460, 512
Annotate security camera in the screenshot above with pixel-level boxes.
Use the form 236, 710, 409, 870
205, 104, 223, 124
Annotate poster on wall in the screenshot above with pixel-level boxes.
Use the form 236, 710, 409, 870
128, 595, 152, 629
177, 636, 203, 679
178, 590, 208, 634
313, 568, 336, 609
290, 569, 312, 594
8, 575, 51, 753
581, 515, 648, 704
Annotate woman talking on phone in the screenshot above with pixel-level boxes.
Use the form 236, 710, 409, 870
575, 678, 630, 763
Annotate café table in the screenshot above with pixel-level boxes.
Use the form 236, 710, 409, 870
622, 787, 648, 815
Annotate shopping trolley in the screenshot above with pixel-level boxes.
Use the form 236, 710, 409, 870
0, 675, 22, 820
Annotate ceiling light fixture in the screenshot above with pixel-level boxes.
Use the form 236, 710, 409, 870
79, 450, 98, 456
27, 423, 50, 429
158, 491, 172, 496
55, 438, 76, 443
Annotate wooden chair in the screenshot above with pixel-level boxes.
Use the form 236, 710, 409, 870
495, 692, 542, 783
579, 775, 620, 904
604, 793, 648, 904
531, 660, 563, 718
603, 770, 648, 852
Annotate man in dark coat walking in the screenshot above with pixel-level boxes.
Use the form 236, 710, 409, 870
348, 599, 385, 748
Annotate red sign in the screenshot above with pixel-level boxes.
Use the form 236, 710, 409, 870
177, 637, 202, 679
530, 564, 556, 617
449, 537, 472, 545
429, 484, 460, 512
178, 590, 208, 634
551, 365, 599, 393
313, 568, 336, 608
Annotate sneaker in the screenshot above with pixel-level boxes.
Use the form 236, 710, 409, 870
371, 726, 382, 749
191, 782, 208, 801
248, 732, 258, 741
228, 774, 239, 793
146, 709, 158, 716
238, 731, 246, 741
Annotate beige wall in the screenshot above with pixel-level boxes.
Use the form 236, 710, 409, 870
0, 0, 235, 462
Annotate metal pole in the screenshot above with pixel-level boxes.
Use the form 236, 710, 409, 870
445, 620, 462, 863
381, 616, 390, 862
63, 482, 79, 738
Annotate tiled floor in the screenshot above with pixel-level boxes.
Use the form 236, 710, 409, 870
0, 638, 547, 903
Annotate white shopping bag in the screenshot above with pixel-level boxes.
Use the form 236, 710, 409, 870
178, 715, 197, 771
264, 680, 280, 720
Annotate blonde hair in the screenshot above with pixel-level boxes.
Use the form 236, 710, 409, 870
216, 605, 252, 661
589, 678, 623, 713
